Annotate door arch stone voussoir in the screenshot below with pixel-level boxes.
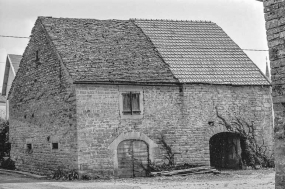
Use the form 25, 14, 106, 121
108, 132, 158, 177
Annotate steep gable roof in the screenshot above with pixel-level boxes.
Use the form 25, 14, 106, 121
39, 17, 269, 86
133, 19, 269, 85
2, 54, 22, 96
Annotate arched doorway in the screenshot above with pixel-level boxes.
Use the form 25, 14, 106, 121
209, 132, 242, 169
117, 140, 149, 178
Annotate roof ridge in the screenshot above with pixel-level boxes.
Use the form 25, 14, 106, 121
39, 16, 127, 22
130, 18, 212, 23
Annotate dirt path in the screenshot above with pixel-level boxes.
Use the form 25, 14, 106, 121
114, 169, 275, 189
0, 169, 275, 189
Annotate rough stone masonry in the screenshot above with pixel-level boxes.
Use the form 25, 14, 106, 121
263, 0, 285, 188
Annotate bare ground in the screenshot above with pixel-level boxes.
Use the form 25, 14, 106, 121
0, 169, 275, 189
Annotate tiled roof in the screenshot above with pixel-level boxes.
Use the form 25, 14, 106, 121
40, 17, 269, 85
40, 17, 177, 83
133, 19, 270, 85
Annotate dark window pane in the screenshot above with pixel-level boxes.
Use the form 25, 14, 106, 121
52, 143, 59, 149
132, 93, 140, 111
27, 144, 32, 150
123, 93, 131, 112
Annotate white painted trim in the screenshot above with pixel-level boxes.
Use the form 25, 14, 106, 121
108, 132, 158, 177
7, 55, 16, 76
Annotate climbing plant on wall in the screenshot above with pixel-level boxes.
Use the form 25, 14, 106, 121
215, 107, 274, 169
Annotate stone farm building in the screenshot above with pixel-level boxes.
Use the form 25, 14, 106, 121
9, 17, 273, 178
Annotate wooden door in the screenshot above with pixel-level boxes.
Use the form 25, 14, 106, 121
117, 140, 149, 178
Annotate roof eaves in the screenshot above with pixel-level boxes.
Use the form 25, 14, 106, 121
73, 80, 182, 86
73, 80, 271, 87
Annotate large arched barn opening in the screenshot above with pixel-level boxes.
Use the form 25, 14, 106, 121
209, 132, 242, 169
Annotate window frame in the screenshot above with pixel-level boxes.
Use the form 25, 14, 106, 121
122, 92, 141, 115
119, 86, 143, 119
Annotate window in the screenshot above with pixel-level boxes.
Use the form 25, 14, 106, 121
26, 143, 33, 153
122, 92, 141, 115
119, 86, 143, 119
27, 144, 32, 150
52, 143, 59, 150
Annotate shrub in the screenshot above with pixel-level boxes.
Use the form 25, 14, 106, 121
52, 167, 79, 180
0, 158, 15, 170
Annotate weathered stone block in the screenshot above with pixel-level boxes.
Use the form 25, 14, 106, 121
266, 19, 279, 29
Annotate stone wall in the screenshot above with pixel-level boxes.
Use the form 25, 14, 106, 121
76, 84, 273, 177
263, 0, 285, 188
9, 19, 77, 175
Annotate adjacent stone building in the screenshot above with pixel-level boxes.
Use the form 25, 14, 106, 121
262, 0, 285, 188
2, 54, 22, 120
9, 17, 273, 178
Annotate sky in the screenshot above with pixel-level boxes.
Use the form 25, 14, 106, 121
0, 0, 268, 91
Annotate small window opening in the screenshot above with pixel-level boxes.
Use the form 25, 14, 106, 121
122, 92, 141, 115
35, 50, 39, 61
52, 143, 59, 150
208, 121, 214, 126
27, 144, 32, 150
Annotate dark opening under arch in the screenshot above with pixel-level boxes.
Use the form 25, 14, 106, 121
209, 132, 242, 169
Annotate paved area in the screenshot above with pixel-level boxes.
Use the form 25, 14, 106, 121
0, 169, 275, 189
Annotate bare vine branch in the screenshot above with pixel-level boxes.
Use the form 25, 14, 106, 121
215, 106, 274, 168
